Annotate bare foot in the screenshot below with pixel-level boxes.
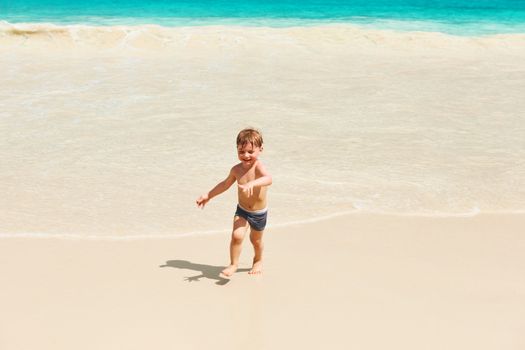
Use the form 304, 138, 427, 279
249, 260, 263, 275
220, 264, 237, 277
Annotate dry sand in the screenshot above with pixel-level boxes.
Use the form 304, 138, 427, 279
1, 213, 524, 350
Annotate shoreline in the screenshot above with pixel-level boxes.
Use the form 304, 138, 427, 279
2, 212, 524, 349
2, 19, 525, 36
2, 20, 524, 58
2, 20, 525, 39
1, 211, 524, 240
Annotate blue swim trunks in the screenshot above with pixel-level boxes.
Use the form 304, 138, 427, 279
235, 204, 268, 231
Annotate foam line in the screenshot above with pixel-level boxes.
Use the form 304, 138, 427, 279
2, 209, 524, 241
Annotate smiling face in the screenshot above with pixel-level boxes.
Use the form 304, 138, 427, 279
237, 142, 262, 168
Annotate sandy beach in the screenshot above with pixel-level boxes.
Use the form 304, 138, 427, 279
2, 21, 525, 350
1, 213, 524, 349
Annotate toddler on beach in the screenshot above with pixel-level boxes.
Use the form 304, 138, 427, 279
196, 128, 272, 277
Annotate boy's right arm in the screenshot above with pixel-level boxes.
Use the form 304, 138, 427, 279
196, 168, 236, 209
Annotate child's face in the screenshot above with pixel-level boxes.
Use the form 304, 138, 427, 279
237, 142, 262, 167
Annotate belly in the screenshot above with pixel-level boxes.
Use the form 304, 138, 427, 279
237, 186, 267, 210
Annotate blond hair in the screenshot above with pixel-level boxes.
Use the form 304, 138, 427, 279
236, 128, 263, 148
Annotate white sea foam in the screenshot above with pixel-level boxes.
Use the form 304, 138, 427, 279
4, 208, 524, 240
2, 21, 525, 53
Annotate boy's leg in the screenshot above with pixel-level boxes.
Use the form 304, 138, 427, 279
249, 228, 264, 275
221, 215, 248, 277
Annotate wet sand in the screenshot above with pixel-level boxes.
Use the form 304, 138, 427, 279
2, 25, 525, 235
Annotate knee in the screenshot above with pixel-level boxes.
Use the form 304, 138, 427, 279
231, 232, 244, 244
250, 236, 263, 248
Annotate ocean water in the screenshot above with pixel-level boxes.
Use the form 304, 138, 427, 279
1, 2, 525, 239
1, 0, 525, 35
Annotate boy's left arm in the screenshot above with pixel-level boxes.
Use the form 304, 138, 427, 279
251, 162, 272, 187
238, 162, 272, 196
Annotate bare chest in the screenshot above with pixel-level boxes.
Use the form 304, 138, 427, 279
234, 167, 258, 184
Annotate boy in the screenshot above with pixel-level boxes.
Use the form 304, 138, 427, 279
196, 128, 272, 277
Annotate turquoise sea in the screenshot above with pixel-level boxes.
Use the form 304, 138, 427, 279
1, 0, 525, 35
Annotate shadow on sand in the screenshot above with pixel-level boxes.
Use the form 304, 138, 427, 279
159, 260, 250, 285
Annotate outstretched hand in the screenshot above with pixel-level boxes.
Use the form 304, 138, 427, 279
196, 194, 209, 209
238, 182, 254, 197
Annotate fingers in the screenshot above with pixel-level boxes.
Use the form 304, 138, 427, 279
241, 186, 251, 196
238, 184, 254, 196
196, 198, 206, 209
